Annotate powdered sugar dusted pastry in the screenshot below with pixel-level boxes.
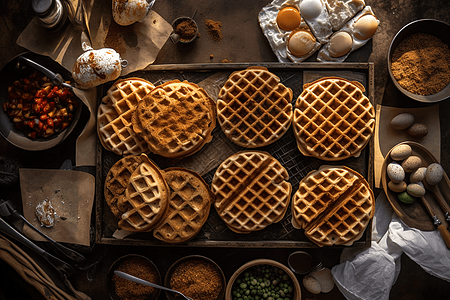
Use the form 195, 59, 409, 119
112, 0, 152, 26
72, 48, 122, 89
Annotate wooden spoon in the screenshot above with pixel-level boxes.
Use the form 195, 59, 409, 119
423, 180, 450, 222
420, 194, 450, 249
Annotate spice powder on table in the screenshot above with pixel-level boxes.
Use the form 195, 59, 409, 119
112, 257, 159, 300
170, 258, 223, 300
391, 32, 450, 96
205, 19, 223, 41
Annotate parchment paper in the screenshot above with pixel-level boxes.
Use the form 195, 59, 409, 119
374, 104, 440, 188
16, 1, 173, 166
19, 169, 95, 246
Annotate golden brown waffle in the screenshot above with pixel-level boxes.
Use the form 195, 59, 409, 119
211, 150, 292, 233
293, 77, 375, 161
104, 155, 143, 218
118, 154, 169, 232
291, 165, 374, 247
97, 78, 155, 156
153, 167, 214, 243
217, 66, 293, 148
132, 80, 216, 159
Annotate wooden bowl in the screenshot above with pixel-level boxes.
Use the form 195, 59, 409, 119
226, 259, 301, 300
381, 141, 450, 230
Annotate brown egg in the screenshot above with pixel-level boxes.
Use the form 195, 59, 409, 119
328, 31, 353, 57
277, 6, 302, 31
288, 30, 316, 57
353, 15, 379, 40
407, 123, 428, 138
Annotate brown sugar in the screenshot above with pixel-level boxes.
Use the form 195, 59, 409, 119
391, 33, 450, 95
205, 19, 223, 41
170, 259, 222, 300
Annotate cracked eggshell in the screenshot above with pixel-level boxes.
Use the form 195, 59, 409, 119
299, 0, 333, 43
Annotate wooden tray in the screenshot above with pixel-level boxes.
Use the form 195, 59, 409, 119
381, 141, 450, 230
95, 62, 374, 248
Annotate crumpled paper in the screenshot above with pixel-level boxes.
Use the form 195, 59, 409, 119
331, 192, 450, 300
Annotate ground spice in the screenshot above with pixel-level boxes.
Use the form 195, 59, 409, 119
205, 19, 223, 41
391, 33, 450, 95
174, 19, 198, 41
170, 258, 223, 300
112, 257, 159, 300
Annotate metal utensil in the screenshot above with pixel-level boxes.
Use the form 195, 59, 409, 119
114, 270, 194, 300
419, 194, 450, 249
16, 56, 73, 90
0, 217, 74, 276
0, 200, 85, 263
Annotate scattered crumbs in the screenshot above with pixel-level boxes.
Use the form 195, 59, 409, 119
60, 216, 67, 221
221, 58, 232, 63
77, 216, 81, 220
210, 54, 214, 59
153, 19, 157, 24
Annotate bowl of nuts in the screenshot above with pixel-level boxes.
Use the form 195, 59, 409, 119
0, 52, 82, 151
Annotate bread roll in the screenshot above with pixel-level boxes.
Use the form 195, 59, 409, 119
112, 0, 151, 26
72, 48, 122, 89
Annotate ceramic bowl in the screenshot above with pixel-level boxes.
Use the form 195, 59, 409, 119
164, 255, 226, 300
387, 19, 450, 103
226, 258, 302, 300
108, 254, 161, 300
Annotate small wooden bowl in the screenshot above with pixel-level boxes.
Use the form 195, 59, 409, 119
226, 259, 302, 300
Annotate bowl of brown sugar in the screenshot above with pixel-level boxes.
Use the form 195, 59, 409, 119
164, 255, 226, 300
388, 19, 450, 102
108, 254, 161, 300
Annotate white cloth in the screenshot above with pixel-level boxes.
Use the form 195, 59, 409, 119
331, 192, 450, 300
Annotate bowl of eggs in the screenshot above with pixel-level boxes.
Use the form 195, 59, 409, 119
388, 19, 450, 102
258, 0, 379, 63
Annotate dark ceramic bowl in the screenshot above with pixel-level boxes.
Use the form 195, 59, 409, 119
387, 19, 450, 103
108, 254, 161, 300
0, 52, 82, 150
164, 255, 226, 300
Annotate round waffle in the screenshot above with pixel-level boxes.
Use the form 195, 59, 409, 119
132, 80, 216, 159
293, 77, 375, 161
104, 155, 143, 218
217, 66, 293, 148
97, 78, 155, 156
291, 165, 374, 247
211, 150, 292, 233
118, 154, 169, 232
153, 167, 214, 244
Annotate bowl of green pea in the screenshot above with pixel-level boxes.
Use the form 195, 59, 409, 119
226, 259, 301, 300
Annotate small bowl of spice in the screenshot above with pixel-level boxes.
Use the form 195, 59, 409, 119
171, 16, 199, 44
108, 254, 161, 300
164, 255, 226, 300
388, 19, 450, 103
226, 259, 301, 300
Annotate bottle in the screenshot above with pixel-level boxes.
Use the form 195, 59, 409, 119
32, 0, 69, 31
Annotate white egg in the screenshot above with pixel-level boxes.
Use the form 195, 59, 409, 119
316, 6, 379, 62
299, 0, 333, 43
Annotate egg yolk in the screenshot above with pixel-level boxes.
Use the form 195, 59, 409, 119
353, 15, 378, 40
329, 31, 353, 57
288, 30, 316, 57
300, 0, 322, 20
277, 7, 301, 31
